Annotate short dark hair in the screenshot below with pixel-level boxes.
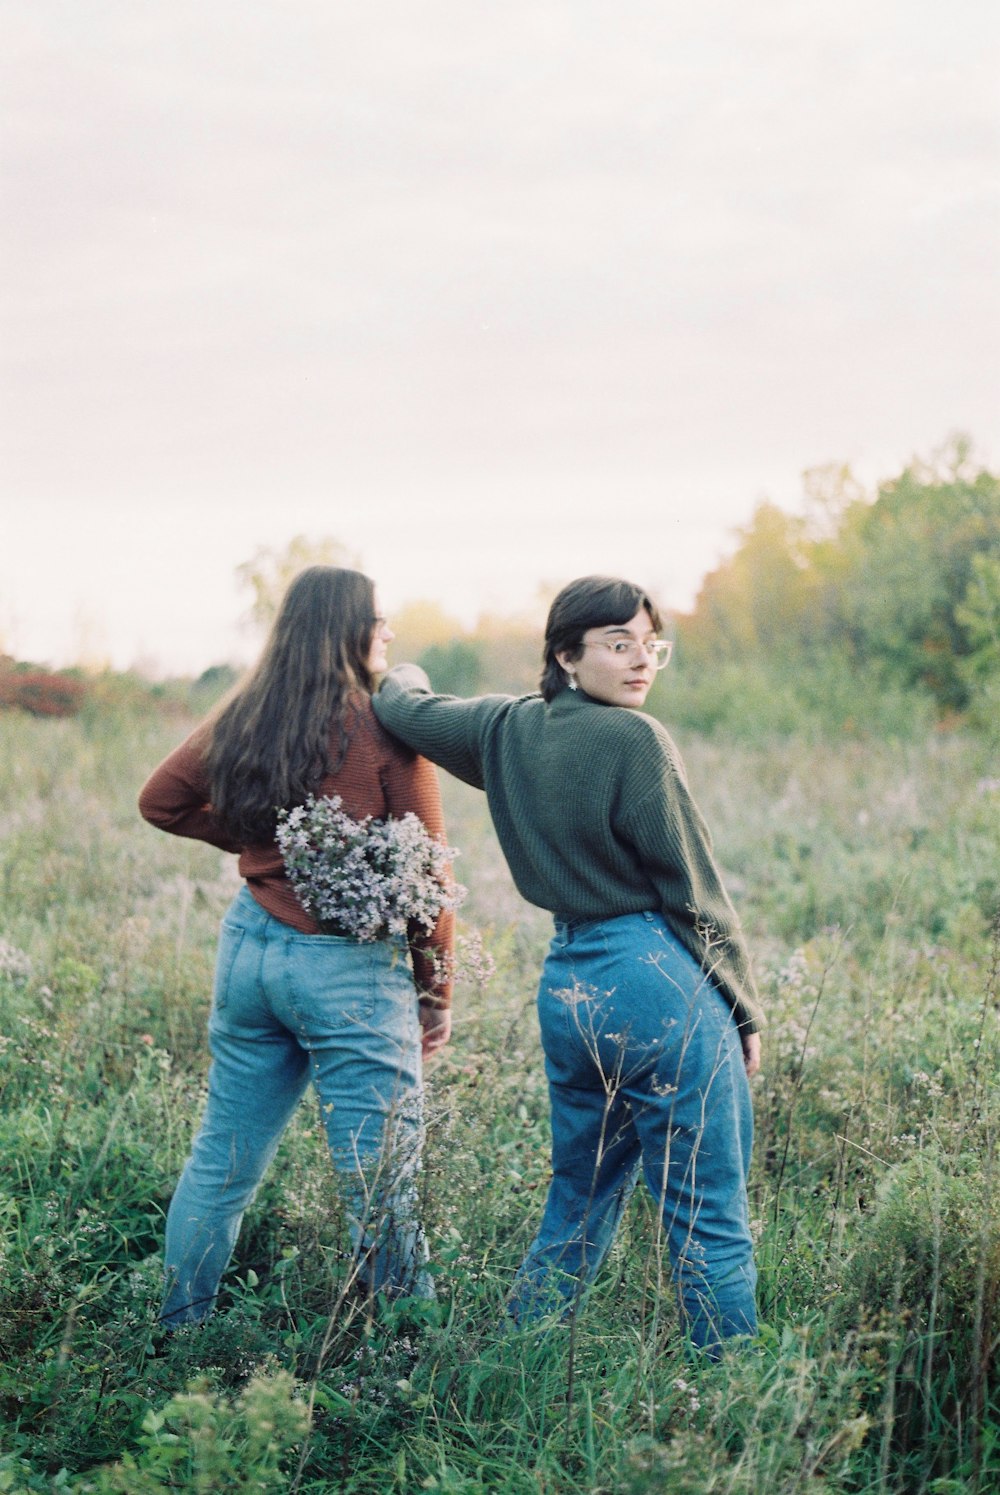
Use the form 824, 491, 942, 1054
540, 575, 664, 701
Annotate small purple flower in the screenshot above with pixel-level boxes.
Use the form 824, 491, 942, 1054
275, 795, 464, 941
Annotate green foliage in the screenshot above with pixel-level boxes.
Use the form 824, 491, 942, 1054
680, 437, 1000, 727
831, 451, 1000, 709
235, 535, 362, 633
188, 663, 242, 715
78, 1372, 309, 1492
658, 651, 935, 744
957, 552, 1000, 679
839, 1147, 998, 1402
687, 501, 819, 658
1, 706, 998, 1492
418, 640, 484, 697
957, 552, 1000, 737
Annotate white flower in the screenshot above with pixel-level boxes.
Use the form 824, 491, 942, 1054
0, 940, 32, 983
275, 795, 464, 942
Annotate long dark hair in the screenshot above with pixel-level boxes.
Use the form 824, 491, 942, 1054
540, 575, 663, 702
206, 566, 378, 843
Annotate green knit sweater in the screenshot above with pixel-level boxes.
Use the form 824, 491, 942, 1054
373, 665, 763, 1034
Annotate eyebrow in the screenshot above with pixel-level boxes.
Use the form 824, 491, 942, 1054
601, 625, 656, 638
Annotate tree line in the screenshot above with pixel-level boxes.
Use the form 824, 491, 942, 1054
4, 435, 996, 737
679, 435, 998, 721
386, 435, 999, 737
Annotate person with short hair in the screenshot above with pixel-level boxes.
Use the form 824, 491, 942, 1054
373, 574, 761, 1354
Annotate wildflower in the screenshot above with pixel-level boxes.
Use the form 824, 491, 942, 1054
0, 939, 32, 984
275, 794, 464, 941
432, 929, 497, 988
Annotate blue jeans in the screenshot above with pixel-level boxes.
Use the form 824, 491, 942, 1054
161, 887, 429, 1326
508, 911, 757, 1353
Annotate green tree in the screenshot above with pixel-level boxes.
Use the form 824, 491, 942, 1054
829, 441, 1000, 708
956, 551, 1000, 731
236, 535, 361, 631
418, 639, 484, 695
679, 437, 1000, 717
684, 501, 818, 662
389, 600, 466, 661
957, 551, 1000, 682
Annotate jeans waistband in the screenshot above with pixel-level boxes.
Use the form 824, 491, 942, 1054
552, 909, 659, 942
227, 884, 407, 950
228, 885, 273, 928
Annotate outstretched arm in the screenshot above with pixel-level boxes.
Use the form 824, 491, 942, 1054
373, 664, 508, 789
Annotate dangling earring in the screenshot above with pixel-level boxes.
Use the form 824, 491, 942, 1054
567, 673, 578, 691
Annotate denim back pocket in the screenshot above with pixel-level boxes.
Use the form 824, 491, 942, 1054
213, 922, 246, 1012
284, 935, 378, 1033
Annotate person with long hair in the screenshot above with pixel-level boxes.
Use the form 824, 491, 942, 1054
372, 575, 762, 1355
139, 566, 454, 1326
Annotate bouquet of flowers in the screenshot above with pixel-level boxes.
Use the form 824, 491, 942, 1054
275, 794, 463, 941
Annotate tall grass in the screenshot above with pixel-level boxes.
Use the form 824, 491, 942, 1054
0, 702, 997, 1492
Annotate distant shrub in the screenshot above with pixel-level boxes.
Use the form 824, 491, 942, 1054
418, 639, 485, 696
0, 665, 87, 717
661, 653, 935, 743
187, 662, 242, 715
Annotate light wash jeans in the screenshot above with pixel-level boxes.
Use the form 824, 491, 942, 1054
161, 886, 429, 1326
508, 911, 757, 1354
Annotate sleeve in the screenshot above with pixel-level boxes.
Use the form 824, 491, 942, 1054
621, 738, 763, 1034
372, 664, 505, 790
380, 742, 457, 1010
137, 727, 243, 854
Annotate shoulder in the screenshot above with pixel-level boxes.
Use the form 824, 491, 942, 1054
584, 702, 687, 781
351, 693, 416, 762
625, 707, 682, 757
487, 691, 543, 722
476, 691, 548, 745
164, 719, 215, 773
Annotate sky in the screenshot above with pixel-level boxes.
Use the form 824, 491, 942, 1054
2, 0, 998, 674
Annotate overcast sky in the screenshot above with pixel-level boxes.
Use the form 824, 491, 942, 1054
2, 0, 998, 674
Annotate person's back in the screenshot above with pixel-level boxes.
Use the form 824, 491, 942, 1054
371, 573, 762, 1356
139, 567, 454, 1329
447, 686, 669, 912
374, 665, 761, 1035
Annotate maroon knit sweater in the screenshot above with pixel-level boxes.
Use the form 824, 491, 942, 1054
138, 697, 455, 1008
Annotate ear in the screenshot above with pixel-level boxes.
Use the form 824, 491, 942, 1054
555, 648, 576, 677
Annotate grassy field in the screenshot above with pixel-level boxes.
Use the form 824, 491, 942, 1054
0, 699, 997, 1493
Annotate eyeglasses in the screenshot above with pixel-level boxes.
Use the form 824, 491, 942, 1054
583, 638, 673, 670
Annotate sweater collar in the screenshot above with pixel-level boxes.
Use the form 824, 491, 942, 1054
548, 684, 610, 714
